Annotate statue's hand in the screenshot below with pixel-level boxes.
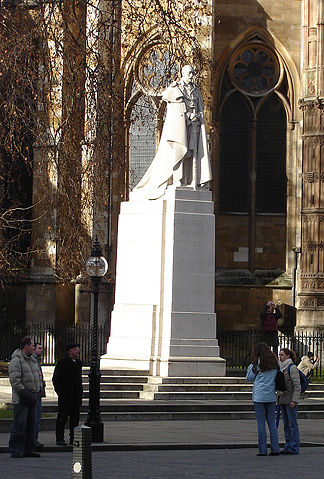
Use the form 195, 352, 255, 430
187, 112, 201, 122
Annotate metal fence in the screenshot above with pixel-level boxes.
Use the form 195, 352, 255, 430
1, 324, 324, 376
218, 329, 263, 370
218, 329, 324, 377
0, 323, 109, 365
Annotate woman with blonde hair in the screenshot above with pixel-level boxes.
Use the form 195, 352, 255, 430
246, 342, 280, 456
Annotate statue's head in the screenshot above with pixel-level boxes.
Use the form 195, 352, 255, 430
181, 65, 195, 83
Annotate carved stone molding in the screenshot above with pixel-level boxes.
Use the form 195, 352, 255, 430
302, 214, 321, 223
299, 296, 324, 309
303, 136, 321, 147
303, 106, 318, 116
299, 296, 317, 307
304, 241, 322, 250
303, 171, 319, 183
301, 279, 319, 289
302, 214, 318, 223
300, 272, 324, 279
307, 71, 316, 96
299, 97, 324, 111
309, 27, 317, 38
299, 99, 314, 111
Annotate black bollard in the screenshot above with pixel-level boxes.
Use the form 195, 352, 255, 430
71, 425, 92, 479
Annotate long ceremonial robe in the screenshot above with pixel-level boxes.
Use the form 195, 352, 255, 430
133, 81, 212, 200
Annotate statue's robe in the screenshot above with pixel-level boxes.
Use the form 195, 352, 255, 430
133, 81, 212, 200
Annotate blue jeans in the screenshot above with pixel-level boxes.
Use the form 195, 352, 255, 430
281, 404, 300, 454
9, 402, 37, 455
254, 401, 280, 455
34, 399, 42, 442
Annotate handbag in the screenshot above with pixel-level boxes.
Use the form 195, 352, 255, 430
275, 369, 285, 392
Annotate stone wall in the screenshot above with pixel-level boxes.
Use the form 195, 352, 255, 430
0, 285, 26, 326
216, 215, 286, 270
216, 285, 292, 330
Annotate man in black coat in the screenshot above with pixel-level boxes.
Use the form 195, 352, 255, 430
52, 343, 83, 446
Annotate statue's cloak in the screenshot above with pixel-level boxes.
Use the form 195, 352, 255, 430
133, 82, 211, 200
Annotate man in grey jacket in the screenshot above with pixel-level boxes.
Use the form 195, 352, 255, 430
8, 337, 41, 458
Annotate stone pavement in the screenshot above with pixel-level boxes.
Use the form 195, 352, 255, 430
1, 389, 324, 478
2, 448, 324, 479
1, 417, 324, 451
1, 424, 324, 479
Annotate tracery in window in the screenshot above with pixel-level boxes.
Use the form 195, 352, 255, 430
228, 44, 280, 96
219, 43, 287, 215
136, 47, 180, 95
129, 95, 156, 189
127, 45, 180, 189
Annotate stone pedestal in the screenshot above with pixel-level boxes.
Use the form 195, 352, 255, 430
100, 187, 226, 376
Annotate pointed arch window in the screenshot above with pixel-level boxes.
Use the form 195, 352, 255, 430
218, 41, 288, 272
219, 43, 287, 215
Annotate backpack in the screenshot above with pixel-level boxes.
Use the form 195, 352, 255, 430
263, 314, 278, 333
288, 363, 309, 393
275, 370, 286, 392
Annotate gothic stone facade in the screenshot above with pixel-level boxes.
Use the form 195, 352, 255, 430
0, 0, 323, 332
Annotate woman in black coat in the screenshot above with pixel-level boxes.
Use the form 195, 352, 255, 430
260, 301, 282, 357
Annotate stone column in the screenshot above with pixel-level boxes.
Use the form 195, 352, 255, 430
298, 0, 324, 329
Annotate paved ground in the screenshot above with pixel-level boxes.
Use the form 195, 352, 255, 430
1, 448, 324, 479
1, 418, 324, 478
1, 417, 324, 450
1, 392, 324, 478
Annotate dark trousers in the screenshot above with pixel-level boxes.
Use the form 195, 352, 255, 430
9, 402, 37, 454
34, 399, 42, 442
55, 402, 80, 444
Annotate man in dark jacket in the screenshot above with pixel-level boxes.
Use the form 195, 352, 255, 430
52, 343, 83, 446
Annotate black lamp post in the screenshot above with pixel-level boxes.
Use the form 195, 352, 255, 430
84, 236, 108, 442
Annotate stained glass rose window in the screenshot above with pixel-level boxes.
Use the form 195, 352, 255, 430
228, 44, 280, 96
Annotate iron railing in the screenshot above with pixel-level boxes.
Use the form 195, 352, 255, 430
2, 324, 324, 376
218, 329, 324, 377
218, 329, 262, 370
0, 323, 109, 365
